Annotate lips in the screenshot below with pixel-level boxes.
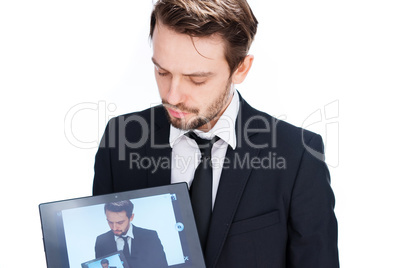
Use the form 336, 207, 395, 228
167, 108, 189, 118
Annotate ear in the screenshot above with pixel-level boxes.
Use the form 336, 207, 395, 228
232, 55, 254, 84
130, 213, 134, 221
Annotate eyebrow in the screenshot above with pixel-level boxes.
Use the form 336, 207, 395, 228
151, 57, 214, 77
108, 220, 125, 224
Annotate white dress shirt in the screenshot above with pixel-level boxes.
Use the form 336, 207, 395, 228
114, 223, 134, 254
170, 91, 240, 208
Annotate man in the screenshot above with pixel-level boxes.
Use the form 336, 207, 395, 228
95, 200, 168, 268
93, 0, 339, 267
100, 259, 116, 268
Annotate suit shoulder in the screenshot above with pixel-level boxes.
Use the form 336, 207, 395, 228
246, 105, 321, 149
96, 230, 114, 242
133, 225, 158, 236
101, 105, 167, 147
249, 105, 319, 136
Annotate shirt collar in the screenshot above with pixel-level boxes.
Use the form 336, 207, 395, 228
169, 90, 239, 149
114, 223, 134, 241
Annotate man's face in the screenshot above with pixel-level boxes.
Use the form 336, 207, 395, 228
101, 263, 109, 268
152, 23, 234, 131
105, 210, 133, 236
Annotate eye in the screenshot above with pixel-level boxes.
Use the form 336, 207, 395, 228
193, 81, 205, 86
154, 66, 170, 77
158, 72, 169, 77
190, 78, 206, 86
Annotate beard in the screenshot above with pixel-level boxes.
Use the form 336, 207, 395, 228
162, 79, 233, 130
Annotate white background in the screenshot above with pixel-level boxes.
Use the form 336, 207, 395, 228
0, 0, 401, 267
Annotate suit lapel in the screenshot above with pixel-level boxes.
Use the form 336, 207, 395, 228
205, 95, 262, 267
146, 105, 172, 187
130, 224, 137, 256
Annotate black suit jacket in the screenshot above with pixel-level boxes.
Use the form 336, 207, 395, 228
95, 225, 168, 268
93, 93, 339, 268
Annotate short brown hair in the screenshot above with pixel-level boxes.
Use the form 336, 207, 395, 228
104, 200, 134, 218
150, 0, 258, 75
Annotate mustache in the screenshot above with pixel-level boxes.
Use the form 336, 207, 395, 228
161, 99, 199, 114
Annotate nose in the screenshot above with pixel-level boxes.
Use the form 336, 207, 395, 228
166, 76, 185, 106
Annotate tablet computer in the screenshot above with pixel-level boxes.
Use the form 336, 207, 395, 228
39, 183, 205, 268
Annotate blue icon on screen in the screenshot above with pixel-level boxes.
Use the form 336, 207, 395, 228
175, 222, 184, 232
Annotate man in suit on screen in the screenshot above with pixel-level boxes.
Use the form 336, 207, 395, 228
95, 200, 168, 268
93, 0, 339, 267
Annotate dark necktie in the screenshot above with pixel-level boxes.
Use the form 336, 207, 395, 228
186, 131, 220, 250
122, 236, 130, 258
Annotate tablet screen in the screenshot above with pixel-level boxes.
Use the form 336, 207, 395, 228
39, 183, 205, 268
